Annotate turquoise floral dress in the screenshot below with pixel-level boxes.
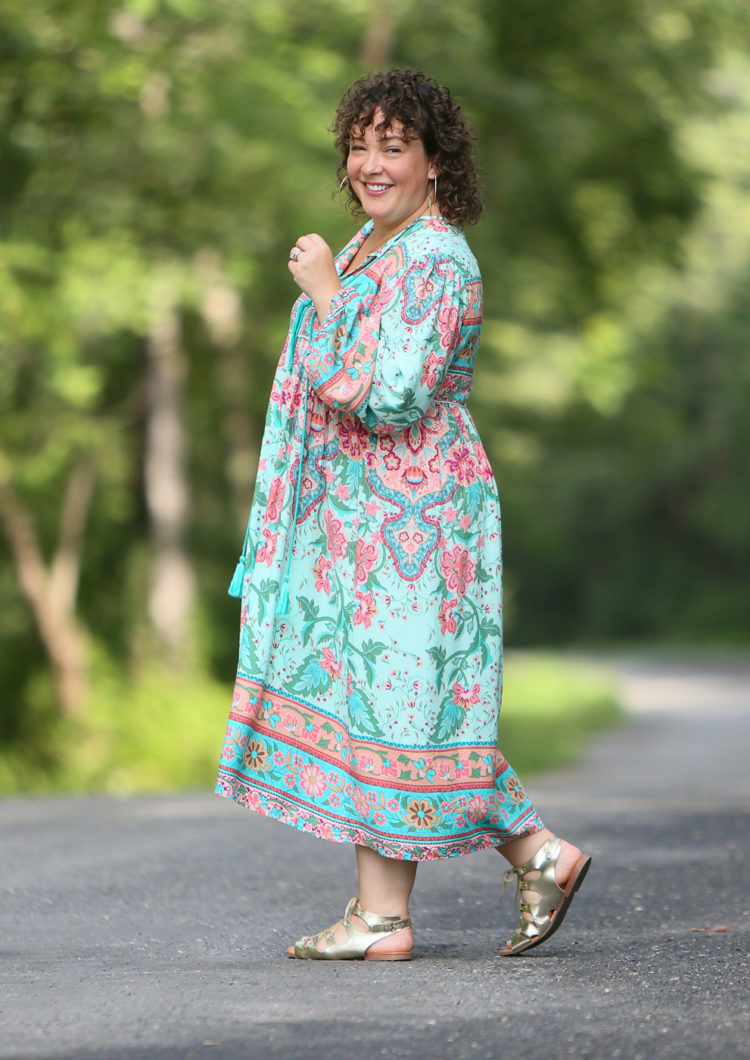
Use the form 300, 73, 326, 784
216, 215, 543, 859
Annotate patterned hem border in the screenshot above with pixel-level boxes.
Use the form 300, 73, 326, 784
215, 774, 544, 862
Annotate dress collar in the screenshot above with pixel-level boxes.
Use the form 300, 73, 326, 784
335, 216, 448, 278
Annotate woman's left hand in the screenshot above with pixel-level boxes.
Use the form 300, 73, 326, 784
288, 233, 341, 322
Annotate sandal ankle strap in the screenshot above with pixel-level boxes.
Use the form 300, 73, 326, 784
349, 898, 411, 934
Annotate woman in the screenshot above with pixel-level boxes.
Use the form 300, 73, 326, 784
216, 69, 591, 961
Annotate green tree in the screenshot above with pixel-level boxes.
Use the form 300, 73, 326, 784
1, 0, 748, 788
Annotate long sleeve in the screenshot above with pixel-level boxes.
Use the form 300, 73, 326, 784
301, 253, 465, 433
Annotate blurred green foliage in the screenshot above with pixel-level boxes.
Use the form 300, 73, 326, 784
498, 652, 622, 777
0, 650, 621, 794
1, 0, 749, 786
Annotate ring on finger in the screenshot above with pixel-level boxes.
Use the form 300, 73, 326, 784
289, 247, 301, 261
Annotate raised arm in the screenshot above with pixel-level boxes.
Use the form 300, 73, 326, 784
301, 252, 466, 432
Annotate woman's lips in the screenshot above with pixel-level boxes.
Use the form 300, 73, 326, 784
362, 182, 392, 195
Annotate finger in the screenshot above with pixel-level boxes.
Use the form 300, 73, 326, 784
297, 233, 328, 253
307, 234, 332, 253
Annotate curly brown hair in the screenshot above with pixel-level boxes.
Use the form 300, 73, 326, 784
332, 69, 482, 227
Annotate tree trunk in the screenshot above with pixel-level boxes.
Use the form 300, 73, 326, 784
0, 461, 94, 716
199, 269, 257, 528
360, 0, 398, 69
144, 277, 195, 664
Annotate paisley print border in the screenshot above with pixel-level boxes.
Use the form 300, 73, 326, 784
216, 675, 543, 860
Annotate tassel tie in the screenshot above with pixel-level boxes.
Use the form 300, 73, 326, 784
228, 295, 313, 612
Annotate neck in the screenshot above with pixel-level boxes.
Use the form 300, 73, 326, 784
368, 195, 434, 246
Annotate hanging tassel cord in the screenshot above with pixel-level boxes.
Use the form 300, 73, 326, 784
277, 382, 309, 616
228, 522, 251, 598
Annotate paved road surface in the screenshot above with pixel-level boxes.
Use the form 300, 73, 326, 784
1, 655, 749, 1059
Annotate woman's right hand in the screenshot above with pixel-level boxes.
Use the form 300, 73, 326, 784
288, 233, 341, 323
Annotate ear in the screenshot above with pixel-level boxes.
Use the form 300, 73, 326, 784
427, 161, 438, 180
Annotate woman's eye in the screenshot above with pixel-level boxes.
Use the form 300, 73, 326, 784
386, 147, 401, 154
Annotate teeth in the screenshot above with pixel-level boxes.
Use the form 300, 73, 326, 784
365, 183, 390, 191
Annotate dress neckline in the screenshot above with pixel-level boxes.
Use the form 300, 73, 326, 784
336, 215, 448, 279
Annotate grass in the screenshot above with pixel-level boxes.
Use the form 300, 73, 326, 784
498, 651, 624, 776
0, 664, 230, 796
0, 652, 623, 796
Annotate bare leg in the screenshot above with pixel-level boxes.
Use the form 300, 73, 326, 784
354, 844, 416, 956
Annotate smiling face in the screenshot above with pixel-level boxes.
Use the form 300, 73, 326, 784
346, 108, 436, 235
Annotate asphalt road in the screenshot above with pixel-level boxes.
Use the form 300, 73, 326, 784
1, 654, 749, 1060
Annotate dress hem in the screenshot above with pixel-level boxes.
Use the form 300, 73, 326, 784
215, 774, 543, 862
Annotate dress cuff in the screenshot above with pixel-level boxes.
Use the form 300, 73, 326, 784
309, 288, 349, 338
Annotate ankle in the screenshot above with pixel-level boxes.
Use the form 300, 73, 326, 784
500, 827, 556, 869
500, 833, 583, 890
356, 890, 410, 918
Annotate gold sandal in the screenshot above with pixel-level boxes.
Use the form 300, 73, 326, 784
287, 896, 412, 961
498, 837, 591, 956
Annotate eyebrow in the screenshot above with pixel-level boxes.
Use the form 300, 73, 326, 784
350, 132, 408, 143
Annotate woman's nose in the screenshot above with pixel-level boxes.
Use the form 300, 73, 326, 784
361, 151, 383, 174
